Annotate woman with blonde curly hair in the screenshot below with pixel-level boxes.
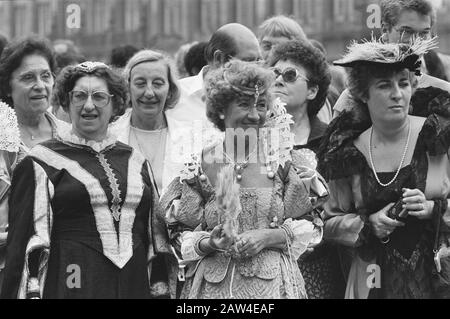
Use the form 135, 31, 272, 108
160, 60, 329, 299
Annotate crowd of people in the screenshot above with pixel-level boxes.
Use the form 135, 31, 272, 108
0, 0, 450, 299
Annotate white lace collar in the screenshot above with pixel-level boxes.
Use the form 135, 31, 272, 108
57, 126, 118, 153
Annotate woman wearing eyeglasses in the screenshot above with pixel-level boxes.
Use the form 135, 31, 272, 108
0, 37, 69, 294
267, 40, 346, 299
1, 62, 172, 299
267, 40, 331, 154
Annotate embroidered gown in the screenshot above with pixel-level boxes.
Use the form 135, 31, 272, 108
0, 131, 170, 299
317, 88, 450, 299
160, 149, 329, 299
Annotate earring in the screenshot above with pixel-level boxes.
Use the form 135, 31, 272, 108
219, 114, 225, 120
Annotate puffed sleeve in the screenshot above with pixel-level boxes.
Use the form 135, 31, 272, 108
1, 156, 53, 299
159, 160, 215, 267
0, 150, 16, 248
323, 176, 367, 247
280, 150, 329, 257
282, 218, 320, 260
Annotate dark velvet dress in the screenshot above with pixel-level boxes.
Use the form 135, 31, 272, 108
1, 133, 167, 299
317, 88, 450, 298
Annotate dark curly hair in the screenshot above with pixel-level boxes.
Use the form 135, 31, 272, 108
346, 64, 418, 103
267, 40, 331, 118
53, 64, 128, 122
0, 36, 56, 107
204, 60, 274, 131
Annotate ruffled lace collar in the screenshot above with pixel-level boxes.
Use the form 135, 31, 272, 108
57, 125, 118, 153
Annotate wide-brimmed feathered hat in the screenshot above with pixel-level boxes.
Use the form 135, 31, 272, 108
333, 36, 439, 76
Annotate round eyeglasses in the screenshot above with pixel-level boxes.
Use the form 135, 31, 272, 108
69, 90, 113, 108
272, 67, 309, 83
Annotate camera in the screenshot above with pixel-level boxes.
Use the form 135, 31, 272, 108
387, 198, 408, 222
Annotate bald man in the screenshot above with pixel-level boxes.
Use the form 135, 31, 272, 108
167, 23, 261, 124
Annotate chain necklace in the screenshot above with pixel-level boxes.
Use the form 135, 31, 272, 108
19, 125, 36, 140
369, 120, 411, 187
222, 144, 259, 182
222, 143, 275, 181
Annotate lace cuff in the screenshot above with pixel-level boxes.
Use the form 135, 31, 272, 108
0, 102, 20, 153
283, 218, 322, 260
180, 231, 210, 263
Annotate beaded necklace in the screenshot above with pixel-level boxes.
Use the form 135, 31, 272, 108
369, 120, 411, 187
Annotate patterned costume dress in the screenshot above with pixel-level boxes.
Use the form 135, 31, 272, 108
160, 149, 328, 299
1, 129, 170, 299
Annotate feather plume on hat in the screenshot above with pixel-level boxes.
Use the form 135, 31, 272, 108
334, 36, 439, 76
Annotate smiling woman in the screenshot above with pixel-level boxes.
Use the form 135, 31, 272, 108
0, 37, 68, 150
111, 49, 188, 194
0, 38, 69, 294
1, 61, 173, 299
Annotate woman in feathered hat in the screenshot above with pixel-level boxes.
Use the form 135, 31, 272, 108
318, 37, 450, 299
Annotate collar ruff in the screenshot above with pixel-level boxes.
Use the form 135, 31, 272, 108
57, 126, 118, 153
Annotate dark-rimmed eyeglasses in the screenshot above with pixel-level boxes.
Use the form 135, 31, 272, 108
272, 67, 309, 83
393, 27, 432, 41
69, 90, 113, 108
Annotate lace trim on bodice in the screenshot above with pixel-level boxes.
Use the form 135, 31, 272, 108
96, 153, 123, 222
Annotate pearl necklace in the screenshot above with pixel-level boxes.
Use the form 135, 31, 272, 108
369, 120, 411, 187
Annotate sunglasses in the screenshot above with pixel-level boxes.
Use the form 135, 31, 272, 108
69, 90, 113, 108
272, 67, 309, 83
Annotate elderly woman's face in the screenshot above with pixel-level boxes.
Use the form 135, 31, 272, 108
9, 54, 54, 116
365, 69, 412, 125
129, 61, 169, 119
69, 75, 113, 141
223, 94, 268, 131
271, 59, 316, 113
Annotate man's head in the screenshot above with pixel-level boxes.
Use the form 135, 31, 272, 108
204, 23, 261, 68
381, 0, 435, 44
184, 41, 208, 76
110, 44, 139, 69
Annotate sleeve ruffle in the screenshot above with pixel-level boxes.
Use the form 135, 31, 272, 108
283, 152, 329, 219
160, 175, 214, 230
180, 230, 210, 264
415, 88, 450, 156
283, 218, 322, 260
317, 104, 371, 181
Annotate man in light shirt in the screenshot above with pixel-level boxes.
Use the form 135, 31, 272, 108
167, 23, 262, 125
333, 0, 450, 118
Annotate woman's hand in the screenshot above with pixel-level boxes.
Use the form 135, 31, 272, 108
208, 224, 235, 251
235, 229, 271, 257
368, 203, 405, 239
402, 188, 434, 220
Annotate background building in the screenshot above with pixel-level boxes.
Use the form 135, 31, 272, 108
0, 0, 449, 60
